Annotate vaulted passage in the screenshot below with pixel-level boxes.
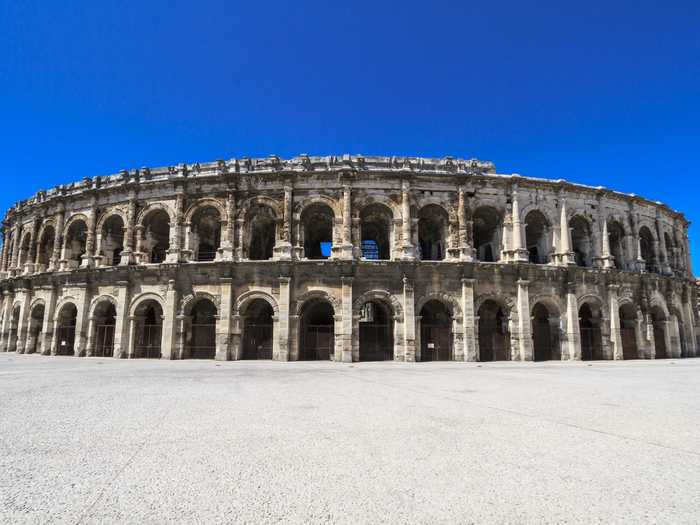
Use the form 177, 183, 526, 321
36, 226, 55, 272
133, 300, 163, 359
608, 221, 626, 270
570, 216, 592, 267
478, 300, 510, 361
191, 206, 221, 261
247, 205, 277, 260
532, 302, 560, 361
619, 304, 639, 359
186, 299, 217, 359
639, 226, 657, 273
56, 303, 78, 356
525, 211, 550, 264
100, 215, 124, 266
28, 303, 45, 354
359, 300, 394, 361
651, 306, 668, 359
418, 205, 448, 261
419, 300, 452, 361
301, 204, 334, 259
93, 301, 116, 357
141, 210, 170, 263
299, 301, 334, 360
473, 207, 501, 262
360, 204, 392, 260
579, 303, 603, 360
8, 305, 20, 352
242, 299, 274, 359
64, 220, 88, 268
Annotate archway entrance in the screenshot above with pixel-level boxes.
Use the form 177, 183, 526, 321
28, 303, 45, 354
651, 306, 668, 359
8, 305, 20, 352
418, 205, 448, 261
100, 215, 125, 266
579, 303, 603, 360
299, 301, 334, 360
191, 206, 221, 261
133, 300, 163, 358
360, 204, 392, 260
186, 299, 217, 359
92, 301, 116, 357
301, 204, 334, 259
619, 304, 638, 359
478, 300, 510, 361
141, 209, 170, 263
56, 303, 78, 356
532, 302, 560, 361
247, 205, 277, 260
242, 299, 274, 359
359, 300, 394, 361
419, 300, 452, 361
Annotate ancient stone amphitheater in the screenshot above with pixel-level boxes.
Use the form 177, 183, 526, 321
0, 155, 696, 362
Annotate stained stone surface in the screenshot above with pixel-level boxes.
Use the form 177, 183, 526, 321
2, 353, 699, 524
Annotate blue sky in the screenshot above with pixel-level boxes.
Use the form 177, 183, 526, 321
2, 1, 699, 271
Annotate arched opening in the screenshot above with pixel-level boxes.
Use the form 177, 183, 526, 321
664, 232, 676, 270
672, 309, 688, 358
247, 205, 277, 261
570, 216, 592, 267
8, 304, 20, 352
418, 205, 448, 261
473, 207, 501, 262
579, 303, 603, 360
64, 220, 88, 268
639, 226, 657, 273
191, 206, 221, 262
359, 300, 394, 361
28, 303, 45, 354
299, 300, 334, 360
619, 304, 638, 359
18, 233, 32, 269
242, 299, 274, 359
56, 303, 78, 356
419, 300, 452, 361
93, 301, 117, 358
525, 211, 550, 264
186, 299, 217, 359
478, 300, 510, 361
100, 215, 125, 266
301, 204, 334, 259
608, 221, 626, 270
36, 226, 55, 271
133, 300, 163, 359
532, 302, 560, 361
651, 306, 668, 359
360, 204, 392, 260
141, 209, 170, 264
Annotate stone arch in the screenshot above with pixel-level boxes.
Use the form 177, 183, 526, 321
520, 203, 555, 227
523, 208, 553, 264
570, 214, 594, 267
180, 291, 220, 316
238, 195, 282, 221
96, 208, 128, 233
358, 202, 397, 260
89, 294, 118, 318
353, 289, 403, 322
36, 219, 56, 245
137, 202, 176, 226
416, 292, 463, 321
294, 290, 340, 316
416, 196, 457, 222
353, 195, 402, 221
297, 200, 337, 259
474, 294, 516, 318
530, 296, 563, 361
53, 296, 78, 322
235, 290, 280, 317
62, 213, 89, 236
184, 197, 228, 224
417, 203, 451, 261
472, 205, 504, 262
294, 195, 341, 219
129, 292, 165, 317
530, 294, 564, 317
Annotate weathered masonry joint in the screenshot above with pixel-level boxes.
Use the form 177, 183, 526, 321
0, 155, 697, 362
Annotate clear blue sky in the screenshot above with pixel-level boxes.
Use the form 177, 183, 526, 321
2, 1, 699, 271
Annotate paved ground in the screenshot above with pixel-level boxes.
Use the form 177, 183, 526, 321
1, 354, 700, 524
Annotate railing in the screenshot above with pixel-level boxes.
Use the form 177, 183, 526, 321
93, 324, 115, 357
134, 324, 162, 359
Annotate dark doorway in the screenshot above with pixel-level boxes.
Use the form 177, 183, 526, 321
419, 300, 452, 361
579, 303, 603, 360
532, 303, 559, 361
187, 299, 217, 359
93, 302, 117, 357
620, 304, 638, 359
242, 299, 274, 359
300, 301, 334, 360
478, 300, 510, 361
651, 307, 667, 359
56, 303, 78, 356
359, 301, 394, 361
133, 301, 163, 359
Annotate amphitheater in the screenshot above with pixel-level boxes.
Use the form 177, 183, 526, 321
0, 154, 696, 363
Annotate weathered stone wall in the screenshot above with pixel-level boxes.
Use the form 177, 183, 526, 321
0, 155, 696, 361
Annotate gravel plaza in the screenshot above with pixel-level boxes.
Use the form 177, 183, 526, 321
2, 353, 700, 524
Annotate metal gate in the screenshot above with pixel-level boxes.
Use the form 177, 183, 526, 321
94, 324, 115, 357
56, 325, 76, 355
621, 327, 637, 359
243, 322, 273, 359
580, 326, 602, 360
420, 324, 452, 361
359, 323, 393, 361
478, 318, 510, 361
302, 324, 333, 360
135, 324, 162, 358
189, 323, 216, 359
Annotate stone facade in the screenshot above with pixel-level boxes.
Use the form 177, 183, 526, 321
0, 155, 696, 362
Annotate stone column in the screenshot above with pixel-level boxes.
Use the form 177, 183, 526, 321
0, 291, 14, 352
340, 276, 353, 362
608, 285, 623, 360
216, 278, 232, 360
457, 188, 473, 261
656, 219, 671, 275
161, 280, 179, 359
220, 193, 235, 261
402, 276, 416, 361
10, 222, 21, 274
113, 283, 130, 358
399, 181, 415, 260
166, 193, 184, 263
0, 228, 9, 275
337, 185, 354, 259
685, 297, 698, 357
82, 197, 97, 268
50, 208, 65, 271
558, 199, 575, 266
273, 187, 293, 260
126, 317, 137, 358
120, 198, 137, 265
277, 276, 291, 360
565, 285, 581, 360
235, 218, 245, 260
42, 287, 57, 355
600, 220, 615, 269
85, 316, 96, 357
516, 279, 533, 360
511, 190, 529, 263
461, 278, 477, 361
